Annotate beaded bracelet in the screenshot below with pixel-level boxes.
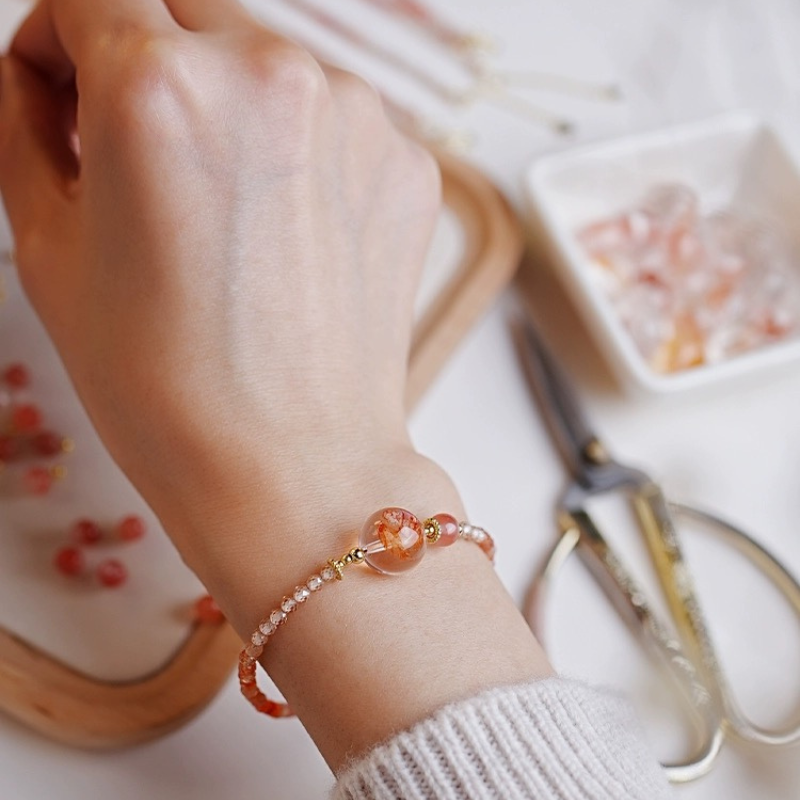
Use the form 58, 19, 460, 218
239, 507, 496, 717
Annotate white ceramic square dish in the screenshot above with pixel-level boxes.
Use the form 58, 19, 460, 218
525, 112, 800, 392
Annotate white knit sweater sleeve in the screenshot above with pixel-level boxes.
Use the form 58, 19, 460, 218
332, 678, 674, 800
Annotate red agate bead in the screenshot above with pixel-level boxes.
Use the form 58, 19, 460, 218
0, 435, 21, 462
54, 546, 85, 577
33, 431, 63, 457
97, 559, 127, 588
118, 514, 146, 542
3, 363, 30, 389
70, 518, 103, 546
12, 403, 43, 433
23, 466, 53, 495
358, 507, 426, 575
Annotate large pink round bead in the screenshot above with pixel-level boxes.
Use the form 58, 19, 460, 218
359, 507, 426, 575
432, 514, 460, 547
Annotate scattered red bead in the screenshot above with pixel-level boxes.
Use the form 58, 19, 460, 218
0, 435, 21, 462
54, 546, 84, 577
3, 363, 30, 390
12, 403, 43, 433
118, 514, 146, 542
23, 466, 53, 495
32, 431, 63, 457
70, 518, 103, 546
96, 558, 128, 588
194, 595, 225, 624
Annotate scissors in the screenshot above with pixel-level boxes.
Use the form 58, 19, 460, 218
513, 309, 800, 784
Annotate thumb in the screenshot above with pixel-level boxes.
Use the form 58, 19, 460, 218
0, 54, 78, 263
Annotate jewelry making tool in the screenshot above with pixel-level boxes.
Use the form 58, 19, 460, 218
514, 310, 800, 783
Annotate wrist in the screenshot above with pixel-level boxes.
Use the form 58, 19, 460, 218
162, 435, 552, 771
156, 440, 464, 637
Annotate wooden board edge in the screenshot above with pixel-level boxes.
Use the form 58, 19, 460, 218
0, 619, 241, 749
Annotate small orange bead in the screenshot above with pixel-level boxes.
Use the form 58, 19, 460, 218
194, 595, 225, 624
479, 533, 496, 561
259, 699, 293, 718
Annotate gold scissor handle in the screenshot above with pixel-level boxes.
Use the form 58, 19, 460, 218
651, 497, 800, 748
528, 510, 724, 784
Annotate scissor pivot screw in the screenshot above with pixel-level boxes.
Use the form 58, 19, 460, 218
584, 439, 610, 464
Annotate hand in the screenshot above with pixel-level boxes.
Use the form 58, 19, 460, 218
0, 0, 446, 579
0, 2, 552, 770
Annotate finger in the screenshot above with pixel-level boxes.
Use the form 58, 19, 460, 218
0, 56, 78, 230
0, 56, 78, 299
11, 0, 179, 86
161, 0, 257, 32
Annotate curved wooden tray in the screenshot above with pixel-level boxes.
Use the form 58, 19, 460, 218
407, 149, 524, 407
0, 152, 523, 749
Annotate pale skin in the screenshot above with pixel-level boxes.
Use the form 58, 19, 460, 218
0, 0, 553, 771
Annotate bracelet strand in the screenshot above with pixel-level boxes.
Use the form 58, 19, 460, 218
239, 508, 495, 717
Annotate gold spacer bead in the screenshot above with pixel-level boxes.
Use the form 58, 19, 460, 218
424, 518, 441, 544
343, 553, 354, 565
350, 547, 366, 564
51, 464, 68, 481
328, 558, 345, 580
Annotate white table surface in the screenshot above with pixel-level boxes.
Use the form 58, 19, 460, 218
2, 0, 800, 798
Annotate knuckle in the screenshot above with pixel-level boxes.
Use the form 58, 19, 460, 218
12, 228, 49, 297
88, 33, 188, 128
405, 143, 442, 210
243, 40, 326, 106
13, 227, 45, 267
91, 27, 172, 85
331, 70, 381, 110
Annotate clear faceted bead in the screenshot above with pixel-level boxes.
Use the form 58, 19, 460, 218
270, 609, 286, 626
294, 585, 311, 603
281, 596, 297, 614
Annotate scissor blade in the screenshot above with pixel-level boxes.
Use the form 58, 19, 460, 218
512, 311, 603, 481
